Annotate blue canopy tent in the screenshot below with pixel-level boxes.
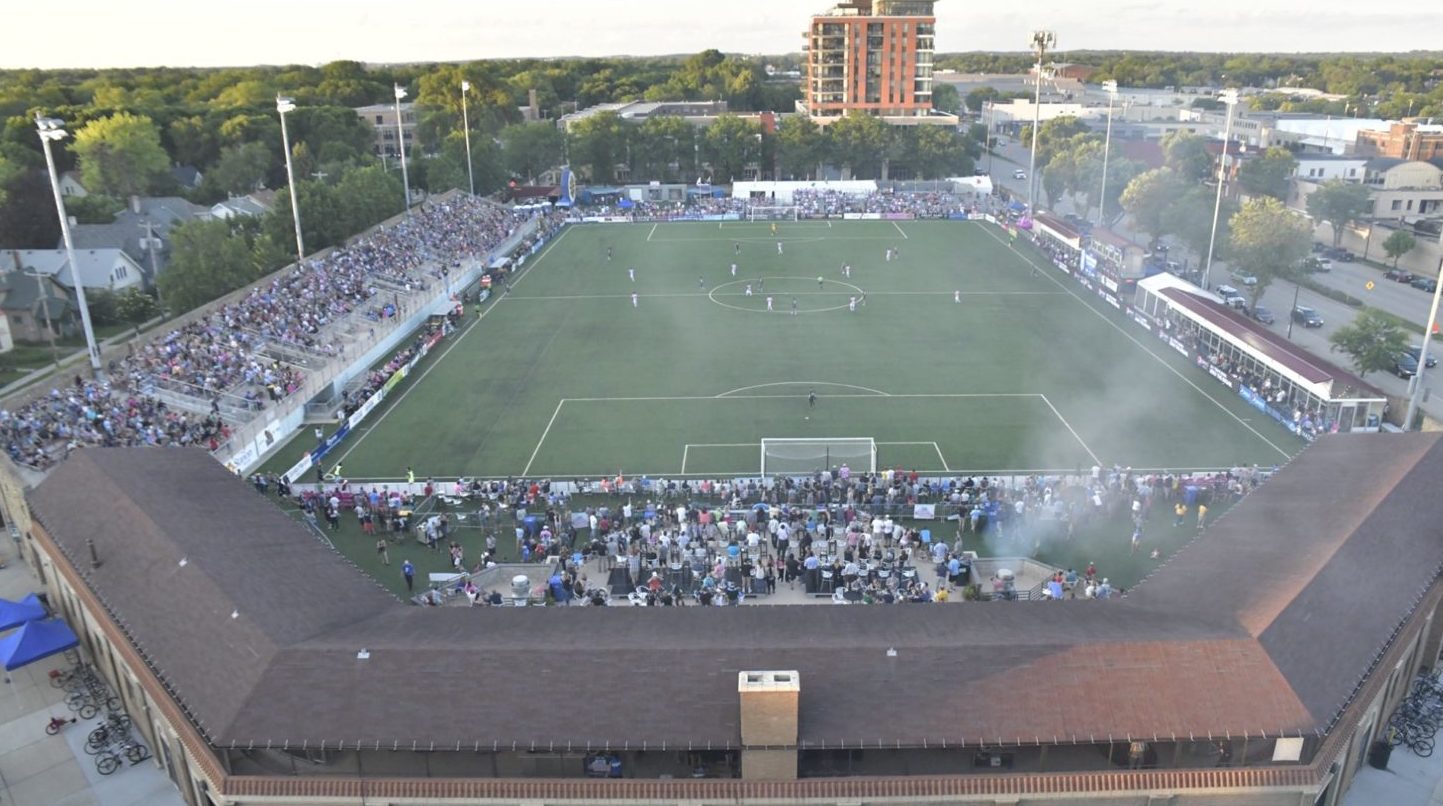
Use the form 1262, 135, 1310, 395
0, 619, 78, 671
0, 594, 46, 632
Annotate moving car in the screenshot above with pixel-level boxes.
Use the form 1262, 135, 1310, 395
1012, 169, 1027, 180
1386, 269, 1417, 283
1230, 271, 1259, 286
1405, 345, 1437, 368
1252, 306, 1275, 325
1412, 276, 1438, 293
1393, 352, 1419, 379
1291, 306, 1324, 328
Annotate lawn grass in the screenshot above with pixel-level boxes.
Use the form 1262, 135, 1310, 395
263, 220, 1300, 484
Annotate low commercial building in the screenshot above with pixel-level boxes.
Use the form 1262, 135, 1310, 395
354, 101, 416, 157
1356, 121, 1443, 161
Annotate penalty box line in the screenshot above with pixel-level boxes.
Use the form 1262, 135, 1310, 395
682, 440, 950, 475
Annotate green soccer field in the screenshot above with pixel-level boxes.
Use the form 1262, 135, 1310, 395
264, 219, 1302, 481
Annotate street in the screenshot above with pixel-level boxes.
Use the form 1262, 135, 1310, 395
985, 139, 1443, 420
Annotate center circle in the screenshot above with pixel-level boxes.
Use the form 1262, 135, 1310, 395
708, 277, 866, 314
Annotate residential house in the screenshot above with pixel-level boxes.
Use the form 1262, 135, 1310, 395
355, 102, 416, 157
5, 248, 146, 293
57, 171, 88, 198
66, 195, 208, 287
1286, 154, 1369, 209
169, 164, 204, 191
0, 270, 76, 343
210, 189, 277, 221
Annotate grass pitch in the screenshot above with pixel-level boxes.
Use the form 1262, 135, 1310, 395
263, 220, 1299, 481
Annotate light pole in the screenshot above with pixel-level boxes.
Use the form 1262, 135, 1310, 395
461, 79, 476, 196
394, 84, 412, 213
1026, 29, 1056, 218
35, 115, 101, 372
1203, 89, 1239, 291
1096, 80, 1118, 228
1404, 253, 1443, 430
275, 95, 306, 268
985, 100, 996, 178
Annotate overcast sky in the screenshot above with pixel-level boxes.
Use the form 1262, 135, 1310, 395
6, 0, 1441, 69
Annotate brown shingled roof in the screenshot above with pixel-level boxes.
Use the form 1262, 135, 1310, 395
28, 436, 1442, 750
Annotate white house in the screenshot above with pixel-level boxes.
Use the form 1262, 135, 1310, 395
1292, 154, 1367, 184
5, 248, 146, 292
210, 190, 277, 221
57, 171, 88, 198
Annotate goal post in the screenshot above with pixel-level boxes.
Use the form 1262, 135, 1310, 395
760, 438, 876, 478
747, 205, 800, 222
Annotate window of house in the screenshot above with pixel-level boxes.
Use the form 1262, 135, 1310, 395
375, 115, 382, 125
1392, 200, 1403, 211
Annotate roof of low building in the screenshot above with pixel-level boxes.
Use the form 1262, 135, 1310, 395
5, 248, 142, 289
26, 435, 1443, 750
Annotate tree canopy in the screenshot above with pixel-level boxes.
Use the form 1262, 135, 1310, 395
1329, 309, 1410, 379
1305, 179, 1372, 246
1228, 196, 1312, 308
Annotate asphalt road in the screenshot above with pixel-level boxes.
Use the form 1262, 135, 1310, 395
985, 140, 1443, 418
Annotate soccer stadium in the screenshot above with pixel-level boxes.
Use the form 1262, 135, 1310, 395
1, 183, 1439, 806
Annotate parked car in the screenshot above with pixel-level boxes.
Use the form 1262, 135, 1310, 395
1292, 306, 1324, 328
1215, 284, 1248, 310
1412, 276, 1438, 293
1230, 271, 1259, 286
1252, 306, 1276, 325
1386, 269, 1417, 283
1393, 352, 1420, 379
1013, 169, 1027, 179
1300, 257, 1331, 273
1405, 345, 1438, 368
1324, 247, 1354, 262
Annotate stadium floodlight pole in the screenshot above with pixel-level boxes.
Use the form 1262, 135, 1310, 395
36, 115, 102, 372
394, 83, 412, 213
1096, 80, 1118, 228
275, 96, 306, 269
1203, 89, 1239, 291
461, 79, 476, 196
1025, 29, 1055, 218
1403, 252, 1443, 431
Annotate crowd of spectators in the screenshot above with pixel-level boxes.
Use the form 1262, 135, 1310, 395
789, 189, 971, 219
1, 195, 532, 469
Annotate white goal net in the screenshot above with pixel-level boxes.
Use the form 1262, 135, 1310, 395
761, 438, 877, 477
747, 205, 800, 222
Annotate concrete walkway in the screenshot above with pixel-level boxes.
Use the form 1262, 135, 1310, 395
0, 560, 183, 806
1344, 742, 1443, 806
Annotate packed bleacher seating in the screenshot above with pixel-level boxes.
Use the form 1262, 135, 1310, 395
1, 196, 533, 470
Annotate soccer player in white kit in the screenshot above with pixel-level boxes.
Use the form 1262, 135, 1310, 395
848, 296, 857, 312
730, 263, 737, 277
628, 267, 635, 282
745, 283, 753, 296
955, 290, 961, 303
777, 241, 783, 255
631, 292, 639, 307
766, 296, 774, 311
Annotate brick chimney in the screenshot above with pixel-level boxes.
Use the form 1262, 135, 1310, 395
737, 670, 799, 780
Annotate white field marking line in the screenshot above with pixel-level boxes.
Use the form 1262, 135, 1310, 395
522, 399, 567, 477
973, 222, 1294, 460
680, 443, 687, 474
326, 227, 574, 468
717, 381, 890, 397
503, 290, 1065, 302
1040, 394, 1102, 467
647, 223, 658, 241
649, 235, 895, 243
893, 221, 909, 240
333, 465, 1250, 483
564, 393, 1038, 403
933, 442, 951, 472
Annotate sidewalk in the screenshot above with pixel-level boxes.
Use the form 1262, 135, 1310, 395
1344, 743, 1443, 806
0, 560, 183, 806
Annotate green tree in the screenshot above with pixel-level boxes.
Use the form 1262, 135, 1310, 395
1120, 168, 1185, 247
1383, 229, 1418, 267
0, 169, 59, 247
1228, 196, 1313, 309
1019, 116, 1093, 169
567, 111, 628, 184
71, 112, 171, 198
776, 116, 822, 180
1236, 146, 1297, 200
166, 115, 219, 168
702, 114, 761, 184
1328, 309, 1410, 378
964, 86, 1000, 113
115, 287, 160, 324
1305, 179, 1372, 247
1164, 187, 1237, 267
825, 113, 891, 179
1160, 131, 1213, 182
931, 83, 961, 115
630, 115, 695, 183
333, 165, 405, 235
500, 123, 565, 182
909, 125, 972, 179
158, 219, 266, 313
207, 142, 272, 197
64, 193, 124, 224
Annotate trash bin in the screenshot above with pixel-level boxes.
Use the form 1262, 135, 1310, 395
1368, 740, 1391, 770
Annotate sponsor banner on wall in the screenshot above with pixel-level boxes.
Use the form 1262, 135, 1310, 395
1168, 337, 1189, 357
1130, 311, 1153, 331
1104, 293, 1120, 309
882, 213, 916, 221
913, 503, 936, 519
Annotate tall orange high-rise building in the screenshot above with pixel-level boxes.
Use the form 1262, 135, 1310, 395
802, 0, 937, 120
